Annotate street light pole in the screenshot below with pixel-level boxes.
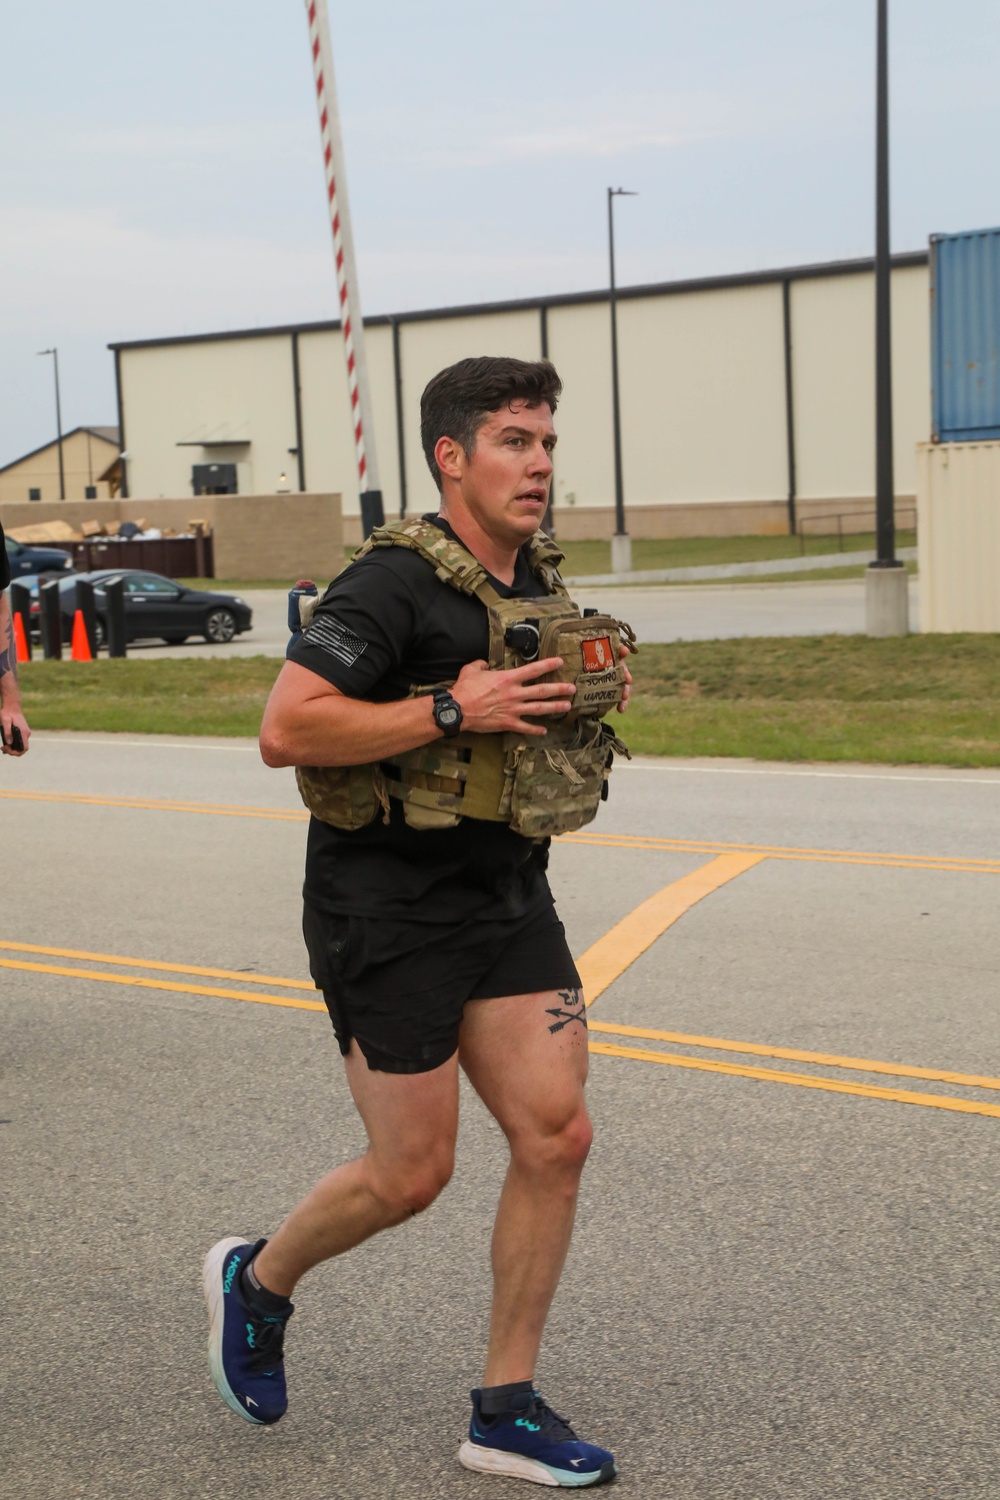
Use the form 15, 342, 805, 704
608, 186, 637, 573
38, 347, 66, 500
866, 0, 909, 634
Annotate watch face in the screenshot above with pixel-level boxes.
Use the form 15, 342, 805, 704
439, 704, 460, 726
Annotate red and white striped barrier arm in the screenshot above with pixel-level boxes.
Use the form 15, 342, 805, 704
305, 0, 380, 492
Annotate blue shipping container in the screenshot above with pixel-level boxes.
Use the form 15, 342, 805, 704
931, 227, 1000, 442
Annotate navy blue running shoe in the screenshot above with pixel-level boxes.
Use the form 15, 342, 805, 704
459, 1389, 617, 1487
202, 1237, 293, 1425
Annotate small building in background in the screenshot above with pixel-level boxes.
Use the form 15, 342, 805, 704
0, 426, 121, 503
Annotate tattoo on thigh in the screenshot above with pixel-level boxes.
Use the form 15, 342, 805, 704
545, 988, 587, 1035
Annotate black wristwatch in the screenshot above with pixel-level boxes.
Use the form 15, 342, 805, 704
432, 688, 463, 738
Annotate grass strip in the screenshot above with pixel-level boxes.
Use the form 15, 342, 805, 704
16, 632, 1000, 766
556, 530, 917, 577
18, 658, 282, 738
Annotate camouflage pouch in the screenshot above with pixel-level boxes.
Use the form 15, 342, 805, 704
295, 762, 390, 832
534, 614, 635, 721
501, 718, 631, 839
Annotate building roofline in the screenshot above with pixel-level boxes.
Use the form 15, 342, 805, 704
0, 425, 120, 476
107, 249, 930, 353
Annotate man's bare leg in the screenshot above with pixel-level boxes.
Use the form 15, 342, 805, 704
252, 1045, 460, 1297
458, 986, 592, 1386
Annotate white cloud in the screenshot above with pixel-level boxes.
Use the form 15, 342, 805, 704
0, 205, 335, 340
351, 88, 830, 172
62, 119, 305, 167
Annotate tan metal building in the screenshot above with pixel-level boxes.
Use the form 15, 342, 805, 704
0, 426, 121, 504
110, 253, 930, 544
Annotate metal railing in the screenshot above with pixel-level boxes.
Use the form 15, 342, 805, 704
796, 506, 917, 554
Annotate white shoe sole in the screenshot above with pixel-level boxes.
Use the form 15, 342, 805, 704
202, 1236, 264, 1425
458, 1440, 614, 1487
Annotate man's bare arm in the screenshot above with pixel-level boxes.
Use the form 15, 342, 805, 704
0, 592, 30, 756
259, 657, 575, 769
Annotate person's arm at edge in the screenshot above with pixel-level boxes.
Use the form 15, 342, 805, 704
260, 656, 575, 769
0, 591, 30, 756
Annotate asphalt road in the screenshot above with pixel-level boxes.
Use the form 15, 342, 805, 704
3, 734, 998, 1499
127, 576, 921, 660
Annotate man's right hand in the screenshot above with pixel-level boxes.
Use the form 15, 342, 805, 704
452, 658, 574, 737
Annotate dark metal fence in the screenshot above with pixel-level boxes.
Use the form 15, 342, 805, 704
66, 530, 214, 578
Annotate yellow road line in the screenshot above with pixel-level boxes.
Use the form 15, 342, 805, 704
7, 952, 999, 1122
0, 789, 307, 821
4, 787, 998, 876
563, 831, 1000, 876
588, 1040, 1000, 1120
0, 957, 326, 1012
8, 935, 993, 1094
587, 1019, 1000, 1092
0, 940, 314, 991
576, 853, 766, 1006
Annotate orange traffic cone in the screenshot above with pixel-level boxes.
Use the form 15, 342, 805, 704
70, 609, 93, 662
13, 612, 30, 663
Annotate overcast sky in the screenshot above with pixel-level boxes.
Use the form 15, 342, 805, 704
3, 0, 999, 468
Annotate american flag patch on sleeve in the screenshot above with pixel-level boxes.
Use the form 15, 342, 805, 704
302, 612, 370, 668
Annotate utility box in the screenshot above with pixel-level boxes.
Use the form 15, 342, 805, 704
931, 227, 1000, 442
917, 440, 1000, 632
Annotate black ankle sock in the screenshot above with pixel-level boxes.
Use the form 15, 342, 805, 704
479, 1380, 534, 1417
240, 1252, 292, 1314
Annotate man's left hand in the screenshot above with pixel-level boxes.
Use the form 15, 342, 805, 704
1, 707, 30, 755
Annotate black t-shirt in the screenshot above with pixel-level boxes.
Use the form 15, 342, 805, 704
0, 521, 10, 591
289, 516, 553, 921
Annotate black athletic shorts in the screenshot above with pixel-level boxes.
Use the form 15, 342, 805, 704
302, 900, 582, 1075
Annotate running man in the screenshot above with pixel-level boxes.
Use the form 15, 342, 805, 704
203, 357, 630, 1487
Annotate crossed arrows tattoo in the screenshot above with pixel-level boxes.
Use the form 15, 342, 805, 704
546, 988, 588, 1035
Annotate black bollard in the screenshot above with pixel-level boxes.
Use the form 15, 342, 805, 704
75, 577, 98, 656
104, 576, 128, 658
38, 580, 62, 660
359, 489, 385, 539
9, 583, 32, 662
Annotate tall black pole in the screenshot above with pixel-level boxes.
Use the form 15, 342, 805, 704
39, 347, 66, 500
874, 0, 895, 564
608, 187, 626, 537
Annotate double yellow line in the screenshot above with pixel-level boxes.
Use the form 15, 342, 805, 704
5, 789, 999, 877
570, 852, 1000, 1120
5, 787, 1000, 1121
5, 852, 1000, 1121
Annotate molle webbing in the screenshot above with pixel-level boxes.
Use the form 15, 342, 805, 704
381, 733, 508, 824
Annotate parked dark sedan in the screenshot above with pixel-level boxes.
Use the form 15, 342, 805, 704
4, 535, 75, 578
24, 570, 252, 646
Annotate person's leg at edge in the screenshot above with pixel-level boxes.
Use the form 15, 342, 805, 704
458, 984, 592, 1388
252, 1043, 460, 1297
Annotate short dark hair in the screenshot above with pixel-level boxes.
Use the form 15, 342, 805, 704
420, 356, 562, 491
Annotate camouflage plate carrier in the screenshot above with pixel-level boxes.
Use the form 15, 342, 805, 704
295, 517, 637, 840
